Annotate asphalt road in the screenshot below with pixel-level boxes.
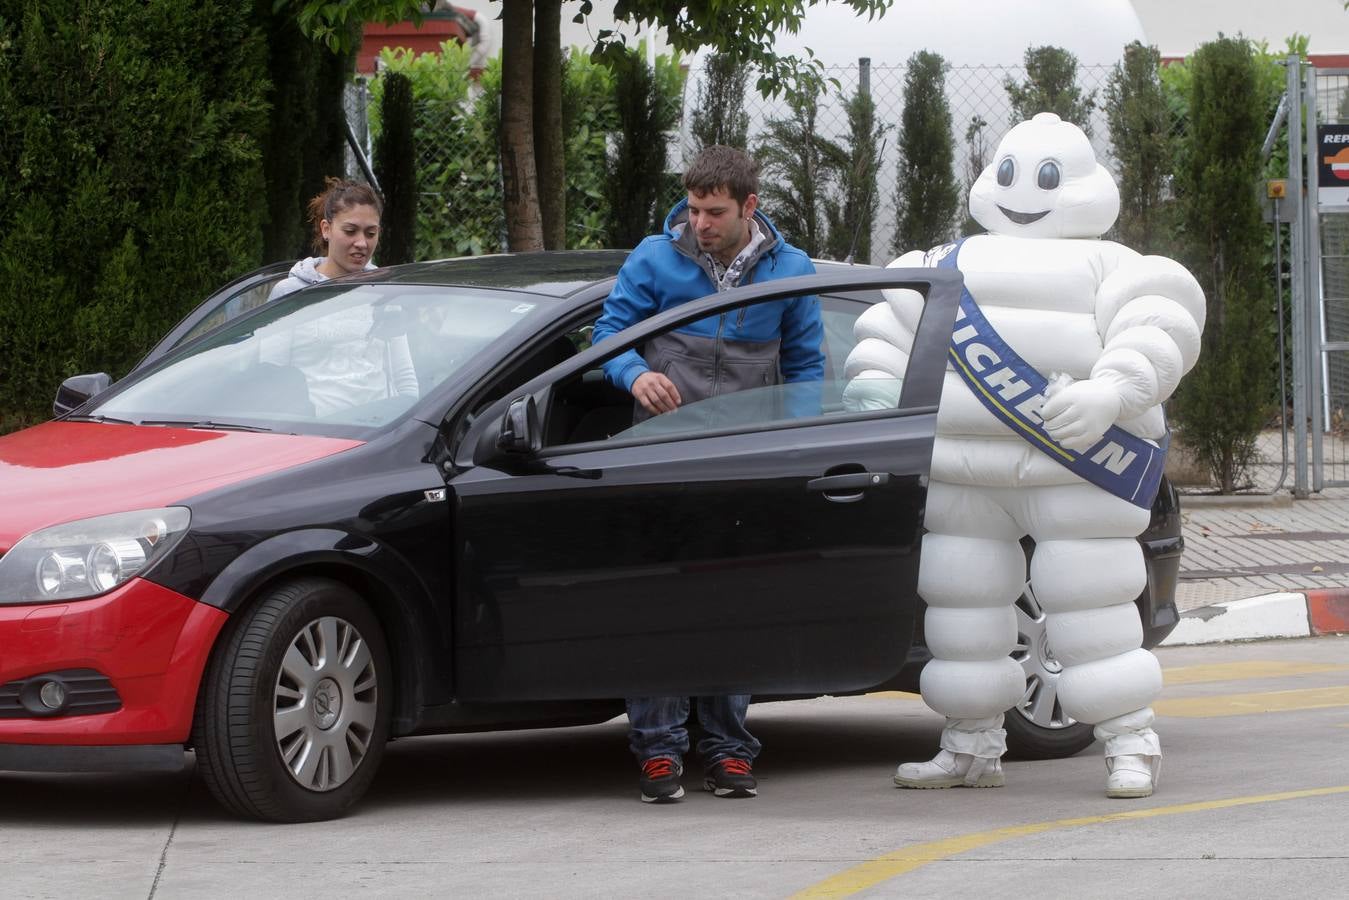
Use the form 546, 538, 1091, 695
3, 635, 1347, 899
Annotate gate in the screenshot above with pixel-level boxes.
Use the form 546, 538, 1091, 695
1287, 60, 1349, 494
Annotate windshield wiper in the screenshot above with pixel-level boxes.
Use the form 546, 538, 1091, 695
64, 414, 138, 425
138, 419, 275, 433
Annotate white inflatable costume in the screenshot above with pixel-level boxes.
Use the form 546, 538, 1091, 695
845, 113, 1204, 798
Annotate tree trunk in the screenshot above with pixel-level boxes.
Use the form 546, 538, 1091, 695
533, 0, 565, 249
499, 0, 543, 251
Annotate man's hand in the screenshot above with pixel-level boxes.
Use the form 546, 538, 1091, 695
1040, 377, 1123, 452
632, 372, 682, 415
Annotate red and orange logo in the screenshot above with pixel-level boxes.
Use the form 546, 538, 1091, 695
1325, 147, 1349, 180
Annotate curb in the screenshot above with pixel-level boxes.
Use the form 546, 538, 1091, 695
1177, 491, 1293, 508
1161, 588, 1349, 646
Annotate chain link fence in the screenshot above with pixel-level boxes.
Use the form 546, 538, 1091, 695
677, 59, 1122, 266
352, 59, 1136, 264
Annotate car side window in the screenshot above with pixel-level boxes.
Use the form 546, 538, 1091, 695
541, 291, 904, 448
177, 278, 287, 348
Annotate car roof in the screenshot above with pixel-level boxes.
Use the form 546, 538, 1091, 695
359, 250, 631, 297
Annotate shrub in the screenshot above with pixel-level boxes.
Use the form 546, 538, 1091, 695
1006, 45, 1095, 134
690, 52, 751, 152
893, 51, 960, 254
756, 92, 848, 257
371, 41, 503, 258
374, 70, 417, 264
1105, 42, 1173, 255
605, 45, 684, 247
0, 1, 268, 426
1169, 36, 1275, 491
824, 86, 886, 263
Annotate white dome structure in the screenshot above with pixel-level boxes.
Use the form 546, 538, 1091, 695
767, 0, 1146, 67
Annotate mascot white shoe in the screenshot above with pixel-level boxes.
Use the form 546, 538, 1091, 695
845, 113, 1205, 799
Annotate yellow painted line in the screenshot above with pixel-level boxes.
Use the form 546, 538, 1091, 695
1163, 661, 1349, 685
1153, 686, 1349, 718
864, 691, 923, 701
791, 784, 1349, 898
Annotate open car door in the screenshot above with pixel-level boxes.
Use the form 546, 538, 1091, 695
448, 268, 961, 702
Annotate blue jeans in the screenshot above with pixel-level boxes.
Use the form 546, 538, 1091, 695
626, 695, 761, 765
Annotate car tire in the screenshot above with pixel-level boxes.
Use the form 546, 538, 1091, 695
192, 577, 392, 822
1003, 585, 1097, 761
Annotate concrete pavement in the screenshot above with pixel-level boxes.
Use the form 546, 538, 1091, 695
1165, 430, 1349, 646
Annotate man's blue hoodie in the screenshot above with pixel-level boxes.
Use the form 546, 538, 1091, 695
592, 199, 824, 399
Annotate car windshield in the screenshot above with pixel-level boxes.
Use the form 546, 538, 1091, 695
92, 283, 552, 433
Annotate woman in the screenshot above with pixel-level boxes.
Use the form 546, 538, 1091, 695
261, 179, 418, 417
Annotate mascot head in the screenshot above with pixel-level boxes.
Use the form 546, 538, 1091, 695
968, 112, 1119, 239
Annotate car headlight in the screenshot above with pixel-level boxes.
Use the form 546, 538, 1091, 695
0, 508, 190, 604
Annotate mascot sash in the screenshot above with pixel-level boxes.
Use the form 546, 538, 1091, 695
936, 239, 1167, 508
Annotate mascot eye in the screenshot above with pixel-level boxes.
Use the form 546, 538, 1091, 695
1037, 161, 1061, 190
996, 157, 1015, 186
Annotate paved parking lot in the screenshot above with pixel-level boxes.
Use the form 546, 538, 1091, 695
4, 637, 1347, 899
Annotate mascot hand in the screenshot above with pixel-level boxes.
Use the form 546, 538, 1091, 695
1040, 377, 1123, 452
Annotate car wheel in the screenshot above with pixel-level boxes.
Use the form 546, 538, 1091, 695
1003, 585, 1096, 760
192, 577, 392, 822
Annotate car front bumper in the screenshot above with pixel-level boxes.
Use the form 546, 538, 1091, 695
0, 578, 227, 768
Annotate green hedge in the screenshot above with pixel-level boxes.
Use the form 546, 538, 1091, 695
369, 44, 685, 257
0, 0, 268, 428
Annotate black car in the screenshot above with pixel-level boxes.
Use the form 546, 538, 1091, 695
0, 252, 1180, 822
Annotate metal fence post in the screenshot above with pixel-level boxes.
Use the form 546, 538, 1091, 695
859, 57, 870, 98
1289, 56, 1310, 497
1305, 63, 1325, 492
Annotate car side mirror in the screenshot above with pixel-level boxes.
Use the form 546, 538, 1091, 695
498, 396, 542, 454
473, 395, 542, 467
53, 372, 112, 418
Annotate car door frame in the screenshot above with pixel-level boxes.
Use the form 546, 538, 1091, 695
133, 260, 295, 373
456, 267, 962, 464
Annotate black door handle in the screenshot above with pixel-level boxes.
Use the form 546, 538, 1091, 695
807, 471, 890, 501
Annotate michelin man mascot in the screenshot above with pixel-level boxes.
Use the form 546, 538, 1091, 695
845, 113, 1204, 799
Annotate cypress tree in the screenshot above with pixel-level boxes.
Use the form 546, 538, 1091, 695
893, 51, 960, 254
690, 52, 751, 152
374, 70, 416, 265
1170, 36, 1274, 492
605, 46, 680, 248
825, 86, 886, 263
1006, 45, 1096, 135
756, 92, 848, 258
1106, 41, 1172, 254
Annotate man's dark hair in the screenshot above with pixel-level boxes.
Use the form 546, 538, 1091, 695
683, 144, 759, 205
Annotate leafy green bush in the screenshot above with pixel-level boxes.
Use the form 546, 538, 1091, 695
561, 49, 619, 248
0, 1, 268, 426
370, 40, 503, 259
369, 43, 682, 255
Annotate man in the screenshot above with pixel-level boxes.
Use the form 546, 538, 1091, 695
591, 144, 825, 803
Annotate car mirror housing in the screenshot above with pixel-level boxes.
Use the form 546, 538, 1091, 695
499, 396, 542, 454
53, 372, 112, 418
474, 395, 542, 466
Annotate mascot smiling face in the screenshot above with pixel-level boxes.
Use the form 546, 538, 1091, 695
968, 112, 1120, 239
